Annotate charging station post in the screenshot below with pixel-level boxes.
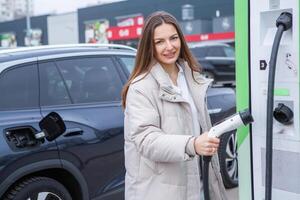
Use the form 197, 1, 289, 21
235, 0, 299, 200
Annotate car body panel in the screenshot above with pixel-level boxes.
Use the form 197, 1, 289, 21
41, 104, 125, 198
207, 87, 236, 124
0, 108, 61, 197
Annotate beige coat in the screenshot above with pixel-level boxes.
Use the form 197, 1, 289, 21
124, 60, 228, 200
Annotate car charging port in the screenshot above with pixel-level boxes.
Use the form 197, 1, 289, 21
273, 103, 293, 125
5, 126, 42, 150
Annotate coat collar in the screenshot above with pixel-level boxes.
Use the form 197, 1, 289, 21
149, 60, 184, 103
149, 59, 213, 107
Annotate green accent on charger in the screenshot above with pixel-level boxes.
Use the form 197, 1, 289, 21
274, 88, 290, 96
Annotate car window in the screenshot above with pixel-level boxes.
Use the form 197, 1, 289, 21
39, 62, 72, 106
118, 56, 135, 73
55, 57, 123, 103
207, 46, 226, 57
0, 64, 38, 110
223, 46, 235, 57
190, 47, 207, 58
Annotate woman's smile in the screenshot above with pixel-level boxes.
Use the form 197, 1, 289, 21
162, 51, 176, 59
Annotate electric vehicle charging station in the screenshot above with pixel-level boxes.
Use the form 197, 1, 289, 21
235, 0, 299, 200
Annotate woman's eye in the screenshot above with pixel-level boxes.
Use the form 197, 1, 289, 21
155, 41, 162, 45
171, 36, 178, 40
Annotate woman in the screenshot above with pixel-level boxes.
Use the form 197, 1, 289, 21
122, 11, 228, 200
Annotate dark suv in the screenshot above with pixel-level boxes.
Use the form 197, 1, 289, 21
189, 42, 235, 86
0, 44, 236, 200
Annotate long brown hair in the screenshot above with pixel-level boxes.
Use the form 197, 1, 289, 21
122, 11, 201, 108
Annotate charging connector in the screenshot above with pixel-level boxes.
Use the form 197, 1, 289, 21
203, 109, 253, 200
276, 12, 293, 31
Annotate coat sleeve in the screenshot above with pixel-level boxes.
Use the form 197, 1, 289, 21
125, 86, 196, 162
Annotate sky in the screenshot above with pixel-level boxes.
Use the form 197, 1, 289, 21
33, 0, 122, 16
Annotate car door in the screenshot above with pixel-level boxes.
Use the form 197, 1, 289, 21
114, 55, 136, 76
38, 55, 125, 199
0, 62, 60, 186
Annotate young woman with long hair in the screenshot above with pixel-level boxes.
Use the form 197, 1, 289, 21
122, 11, 228, 200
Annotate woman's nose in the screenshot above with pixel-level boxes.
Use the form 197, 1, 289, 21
165, 40, 173, 50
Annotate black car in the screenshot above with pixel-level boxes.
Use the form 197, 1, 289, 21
189, 42, 235, 86
207, 87, 238, 188
0, 44, 236, 200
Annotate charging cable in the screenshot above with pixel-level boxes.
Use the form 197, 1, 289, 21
202, 109, 253, 200
265, 12, 292, 200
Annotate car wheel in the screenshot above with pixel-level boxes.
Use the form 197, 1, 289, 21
218, 130, 238, 188
4, 176, 72, 200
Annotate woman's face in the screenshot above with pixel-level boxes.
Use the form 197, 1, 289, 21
153, 23, 181, 68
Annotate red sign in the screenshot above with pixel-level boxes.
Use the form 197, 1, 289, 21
107, 25, 143, 40
185, 32, 235, 42
107, 30, 235, 42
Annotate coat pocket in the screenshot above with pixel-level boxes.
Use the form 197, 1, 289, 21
159, 162, 187, 186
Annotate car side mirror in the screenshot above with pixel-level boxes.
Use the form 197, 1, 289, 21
35, 112, 66, 141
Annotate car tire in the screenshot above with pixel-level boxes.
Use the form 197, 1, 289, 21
4, 176, 72, 200
218, 130, 239, 188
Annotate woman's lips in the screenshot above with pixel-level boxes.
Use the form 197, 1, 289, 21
163, 52, 176, 59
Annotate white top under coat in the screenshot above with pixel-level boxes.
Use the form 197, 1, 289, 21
165, 63, 201, 136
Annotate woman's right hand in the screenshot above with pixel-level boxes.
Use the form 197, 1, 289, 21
194, 132, 220, 156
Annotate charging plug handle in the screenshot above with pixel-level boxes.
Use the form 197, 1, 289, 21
239, 109, 254, 125
276, 12, 292, 31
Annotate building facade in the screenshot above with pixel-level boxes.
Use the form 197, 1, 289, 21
0, 0, 234, 47
0, 14, 48, 47
47, 12, 79, 45
0, 0, 33, 22
78, 0, 234, 47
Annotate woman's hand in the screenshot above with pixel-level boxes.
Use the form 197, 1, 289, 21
194, 132, 220, 156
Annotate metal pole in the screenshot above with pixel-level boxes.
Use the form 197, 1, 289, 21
26, 0, 31, 45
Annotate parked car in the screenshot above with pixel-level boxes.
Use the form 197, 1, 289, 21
207, 87, 238, 188
189, 42, 236, 86
0, 44, 237, 200
0, 47, 13, 51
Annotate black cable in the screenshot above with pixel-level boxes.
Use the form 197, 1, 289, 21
265, 12, 292, 200
203, 156, 211, 200
265, 24, 284, 200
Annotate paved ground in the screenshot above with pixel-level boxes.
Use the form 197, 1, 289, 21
226, 187, 238, 199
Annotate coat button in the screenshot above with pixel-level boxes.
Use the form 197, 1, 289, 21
162, 94, 165, 97
173, 97, 176, 100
